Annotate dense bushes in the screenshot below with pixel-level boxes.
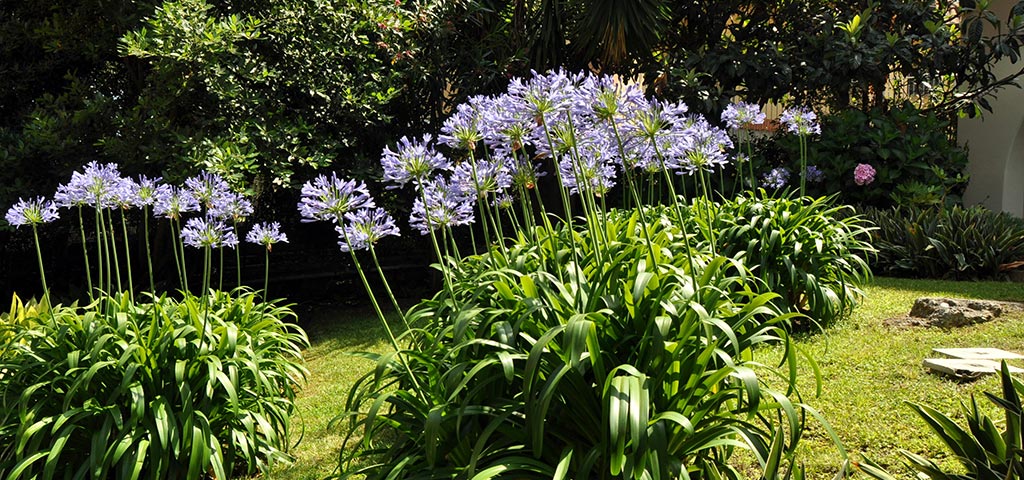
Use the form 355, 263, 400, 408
0, 290, 308, 479
339, 208, 837, 479
862, 205, 1024, 280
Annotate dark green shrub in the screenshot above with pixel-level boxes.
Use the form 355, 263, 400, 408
862, 205, 1024, 280
765, 103, 968, 208
856, 361, 1024, 480
338, 208, 841, 479
699, 193, 875, 327
0, 289, 308, 479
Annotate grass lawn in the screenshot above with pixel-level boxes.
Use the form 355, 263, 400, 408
261, 277, 1024, 480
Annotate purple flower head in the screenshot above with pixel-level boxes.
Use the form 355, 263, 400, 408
450, 159, 512, 200
557, 128, 618, 196
56, 161, 123, 208
504, 154, 546, 190
805, 165, 826, 183
133, 175, 164, 207
579, 74, 646, 123
246, 221, 288, 251
854, 163, 876, 186
409, 178, 475, 235
493, 192, 514, 209
153, 186, 200, 220
671, 115, 733, 172
780, 107, 821, 136
337, 207, 400, 252
762, 167, 791, 189
439, 98, 484, 151
506, 69, 583, 121
184, 172, 231, 208
209, 191, 253, 222
110, 177, 139, 209
5, 196, 59, 227
478, 94, 534, 155
381, 134, 452, 188
180, 216, 238, 249
721, 101, 766, 130
298, 173, 375, 223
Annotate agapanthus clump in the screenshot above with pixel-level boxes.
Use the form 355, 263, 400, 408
5, 196, 60, 299
763, 167, 791, 190
246, 221, 288, 298
298, 173, 375, 223
154, 186, 200, 290
381, 135, 452, 188
854, 163, 876, 186
722, 101, 765, 189
780, 106, 821, 197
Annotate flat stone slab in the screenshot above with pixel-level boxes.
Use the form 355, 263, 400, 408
923, 358, 1024, 379
932, 347, 1024, 360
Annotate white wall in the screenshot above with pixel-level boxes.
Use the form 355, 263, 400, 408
959, 0, 1024, 217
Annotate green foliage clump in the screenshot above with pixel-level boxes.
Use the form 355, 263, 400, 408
857, 362, 1024, 480
862, 205, 1024, 280
699, 194, 875, 327
339, 208, 838, 479
0, 289, 308, 479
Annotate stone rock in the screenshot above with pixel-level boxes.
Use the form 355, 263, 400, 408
908, 297, 1019, 328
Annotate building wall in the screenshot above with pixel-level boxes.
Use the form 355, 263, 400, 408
958, 0, 1024, 217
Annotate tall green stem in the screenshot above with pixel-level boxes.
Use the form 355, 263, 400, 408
368, 245, 411, 332
341, 230, 425, 402
143, 207, 155, 294
31, 224, 49, 302
119, 209, 135, 299
106, 210, 123, 294
77, 206, 94, 302
263, 249, 270, 300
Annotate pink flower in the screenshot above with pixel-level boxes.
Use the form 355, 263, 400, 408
854, 163, 876, 186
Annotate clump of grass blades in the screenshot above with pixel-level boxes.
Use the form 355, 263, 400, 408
337, 208, 843, 479
0, 288, 309, 480
699, 193, 875, 328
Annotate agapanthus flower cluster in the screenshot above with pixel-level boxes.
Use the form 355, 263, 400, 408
337, 207, 401, 252
805, 165, 826, 183
763, 167, 791, 189
185, 172, 232, 208
180, 216, 238, 249
5, 197, 59, 227
154, 187, 200, 220
854, 163, 876, 186
381, 135, 452, 188
409, 179, 475, 235
722, 101, 766, 130
54, 161, 124, 208
246, 221, 289, 251
298, 173, 375, 222
780, 107, 822, 136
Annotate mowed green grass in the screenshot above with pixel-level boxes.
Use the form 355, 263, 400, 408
262, 278, 1024, 479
